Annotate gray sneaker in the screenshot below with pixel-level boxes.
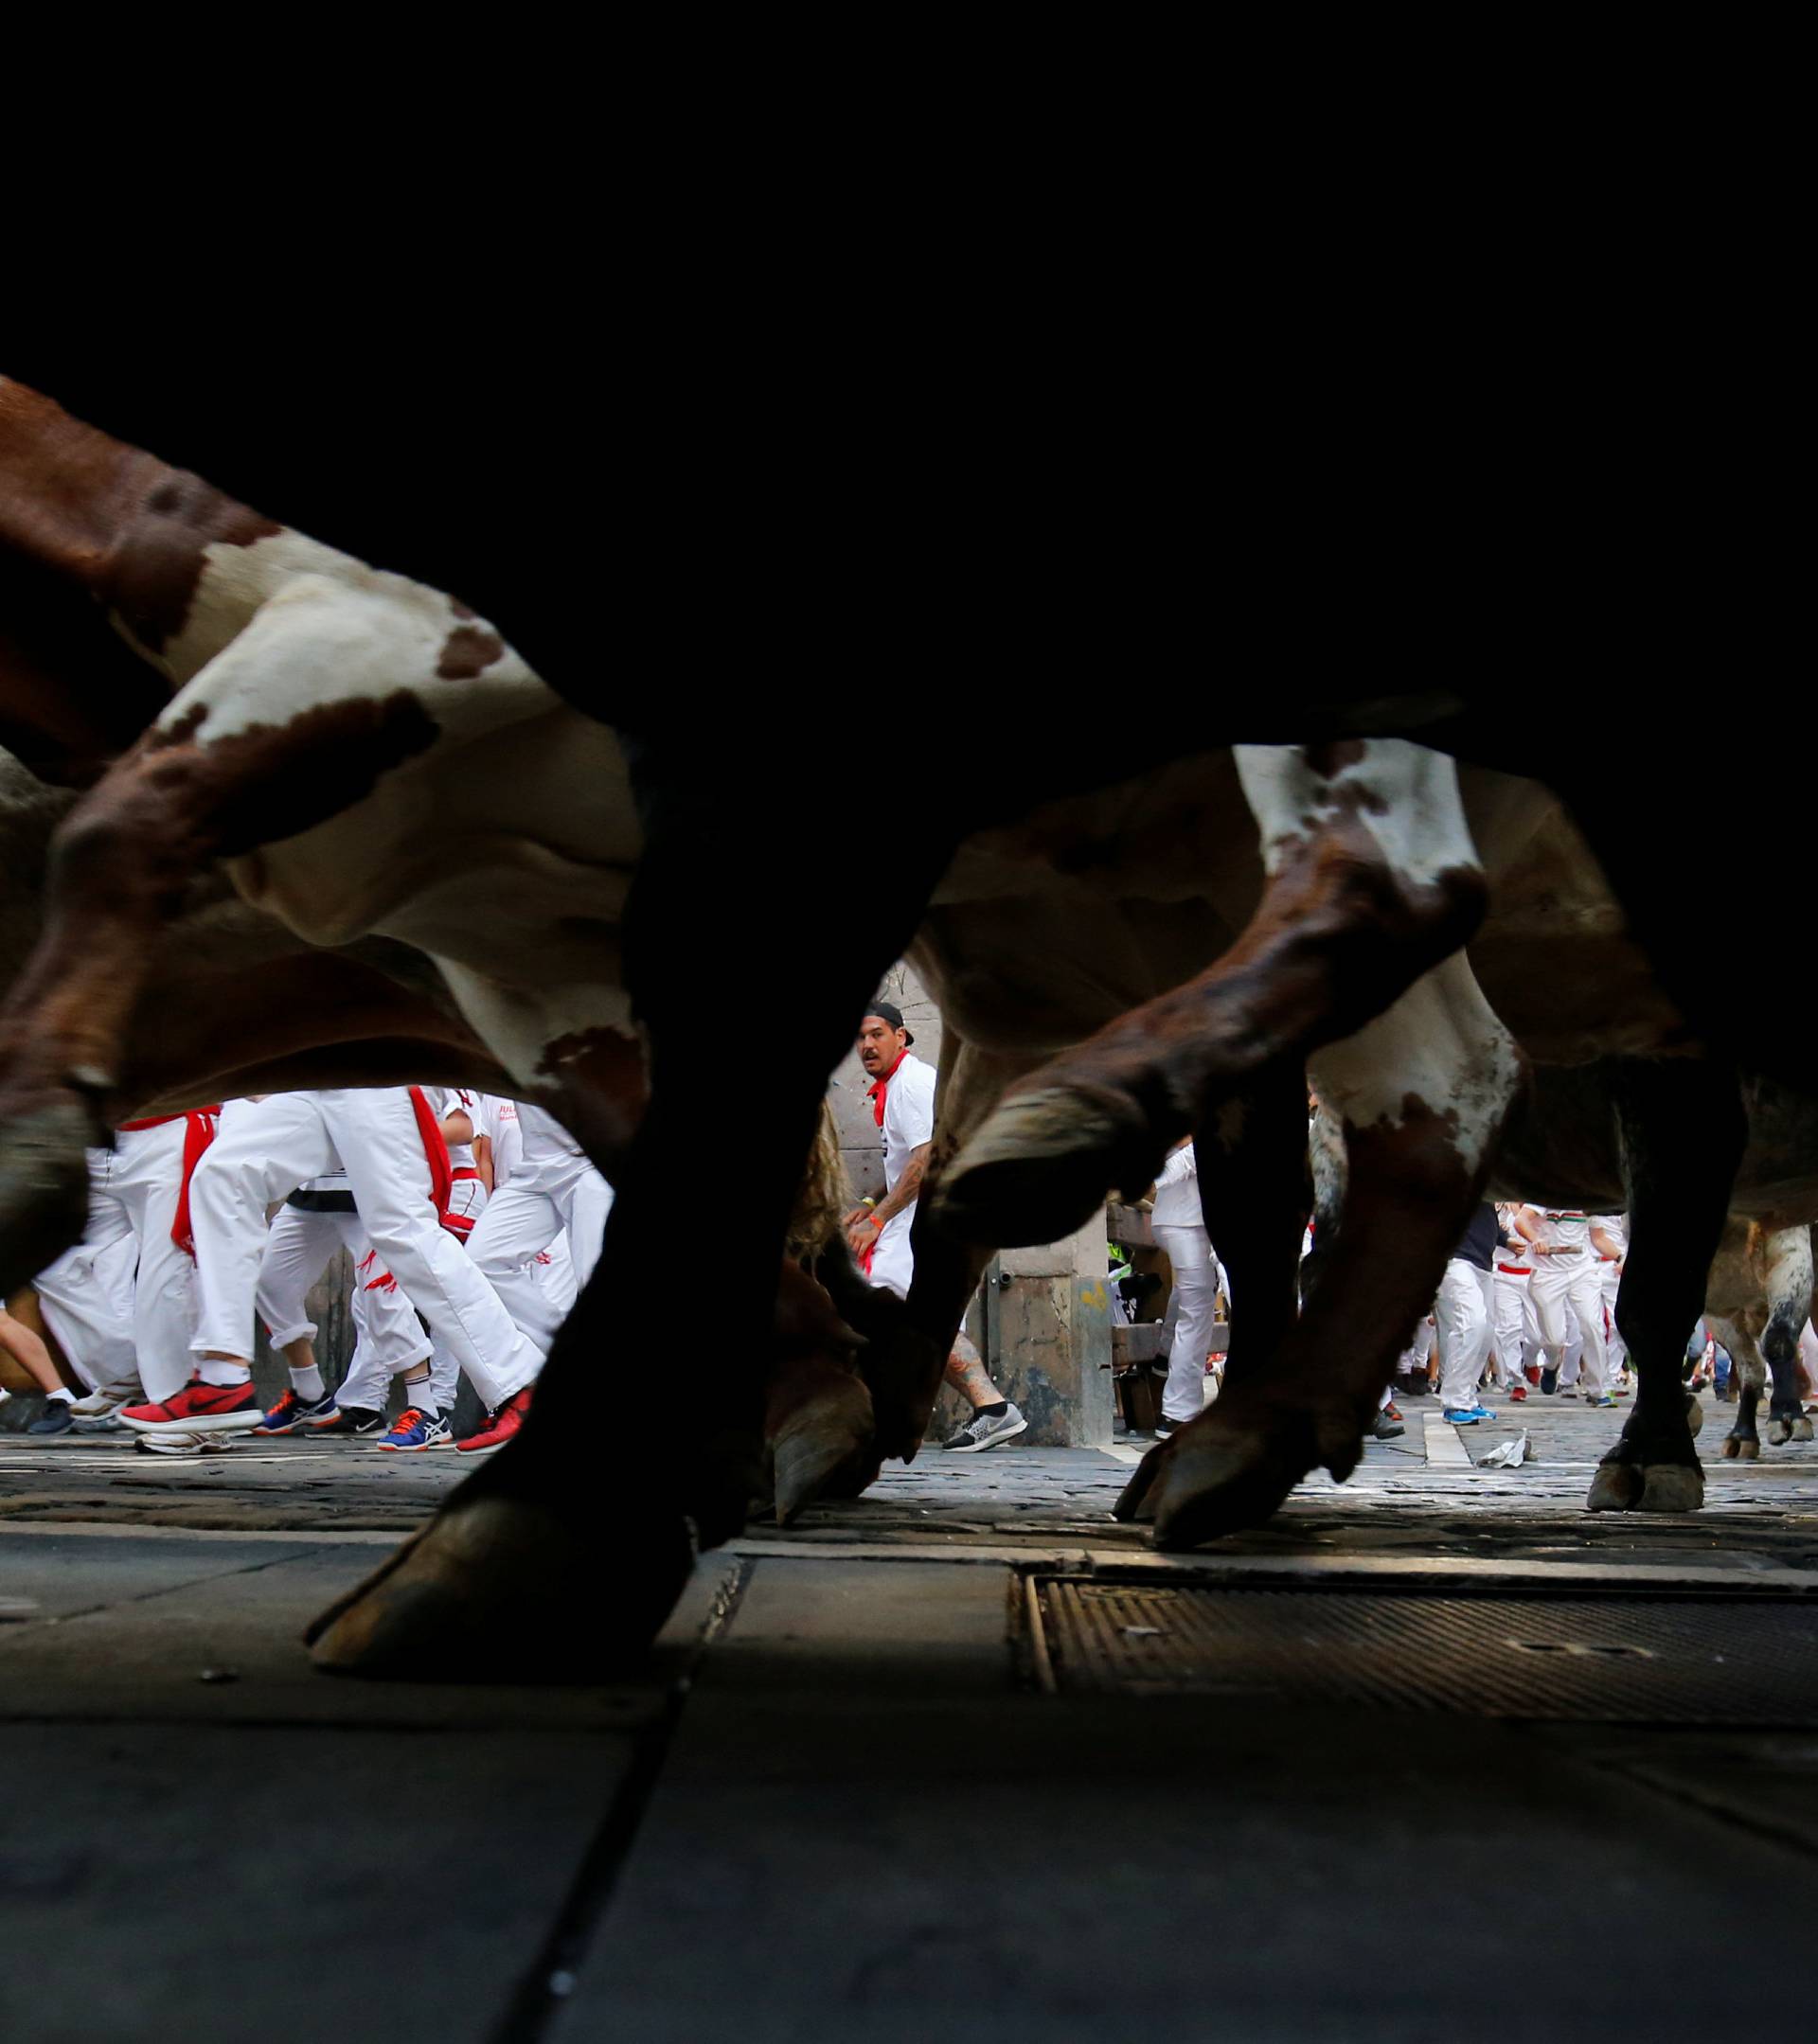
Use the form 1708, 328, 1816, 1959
944, 1403, 1028, 1453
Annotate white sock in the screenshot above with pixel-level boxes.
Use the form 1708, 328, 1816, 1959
198, 1360, 252, 1388
401, 1377, 437, 1415
46, 1386, 75, 1404
289, 1364, 326, 1401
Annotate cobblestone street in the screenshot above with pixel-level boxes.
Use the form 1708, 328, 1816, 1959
7, 1390, 1818, 2042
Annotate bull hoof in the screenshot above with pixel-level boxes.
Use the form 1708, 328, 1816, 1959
934, 1086, 1159, 1249
1638, 1465, 1704, 1513
1772, 1415, 1814, 1445
1588, 1462, 1644, 1512
1729, 1436, 1761, 1461
1798, 1417, 1815, 1443
1684, 1395, 1704, 1438
0, 1094, 98, 1298
306, 1482, 693, 1682
1138, 1406, 1317, 1550
768, 1372, 877, 1526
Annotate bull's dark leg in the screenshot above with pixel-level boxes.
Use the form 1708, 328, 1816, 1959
935, 741, 1488, 1251
1719, 1324, 1764, 1462
310, 771, 962, 1675
1589, 1058, 1747, 1515
1761, 1229, 1814, 1447
1193, 1059, 1312, 1399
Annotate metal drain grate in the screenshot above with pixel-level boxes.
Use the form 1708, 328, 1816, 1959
1024, 1576, 1818, 1723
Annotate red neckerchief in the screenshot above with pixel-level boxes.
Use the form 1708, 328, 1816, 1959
408, 1086, 454, 1219
866, 1048, 908, 1129
169, 1108, 222, 1257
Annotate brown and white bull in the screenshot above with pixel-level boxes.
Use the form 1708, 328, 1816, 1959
0, 371, 1795, 1680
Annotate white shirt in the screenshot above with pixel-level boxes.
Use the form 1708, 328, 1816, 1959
875, 1052, 936, 1201
1533, 1209, 1595, 1258
1150, 1143, 1203, 1230
429, 1087, 481, 1172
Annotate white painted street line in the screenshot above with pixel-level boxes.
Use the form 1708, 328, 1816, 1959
1423, 1413, 1473, 1468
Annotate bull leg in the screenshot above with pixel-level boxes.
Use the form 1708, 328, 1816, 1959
1588, 1059, 1746, 1515
1761, 1229, 1814, 1446
935, 741, 1488, 1250
310, 781, 960, 1676
1716, 1316, 1765, 1462
0, 678, 465, 1294
1196, 1059, 1313, 1398
1117, 950, 1521, 1544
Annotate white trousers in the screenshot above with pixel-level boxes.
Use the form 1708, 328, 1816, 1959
1399, 1319, 1435, 1376
255, 1205, 431, 1411
72, 1124, 204, 1402
866, 1203, 916, 1301
1491, 1269, 1537, 1385
1599, 1262, 1626, 1376
188, 1091, 540, 1410
1153, 1223, 1221, 1423
32, 1164, 139, 1394
468, 1151, 612, 1352
1436, 1260, 1495, 1412
1532, 1253, 1605, 1394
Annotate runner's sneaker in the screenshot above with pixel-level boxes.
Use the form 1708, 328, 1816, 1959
1442, 1408, 1484, 1425
305, 1402, 387, 1436
253, 1388, 339, 1435
1540, 1367, 1560, 1395
27, 1397, 76, 1436
119, 1376, 261, 1435
68, 1384, 141, 1418
944, 1402, 1028, 1453
1507, 1383, 1528, 1402
1371, 1411, 1405, 1440
456, 1386, 534, 1455
376, 1408, 451, 1453
1585, 1393, 1618, 1409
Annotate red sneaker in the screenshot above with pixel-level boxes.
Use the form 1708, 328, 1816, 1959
119, 1376, 261, 1434
1508, 1382, 1528, 1402
455, 1385, 534, 1455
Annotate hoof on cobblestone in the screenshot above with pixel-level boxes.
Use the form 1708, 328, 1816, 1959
1637, 1465, 1704, 1513
1587, 1462, 1644, 1512
767, 1369, 877, 1527
935, 1086, 1161, 1250
306, 1484, 692, 1681
1684, 1395, 1703, 1438
1770, 1415, 1813, 1446
1721, 1435, 1760, 1461
1119, 1405, 1315, 1548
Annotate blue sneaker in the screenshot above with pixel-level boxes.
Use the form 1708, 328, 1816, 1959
27, 1396, 76, 1436
1585, 1393, 1618, 1409
1442, 1407, 1484, 1425
253, 1387, 339, 1434
1464, 1404, 1496, 1421
376, 1407, 451, 1453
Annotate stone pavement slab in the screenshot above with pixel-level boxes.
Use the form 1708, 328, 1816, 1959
8, 1396, 1818, 2040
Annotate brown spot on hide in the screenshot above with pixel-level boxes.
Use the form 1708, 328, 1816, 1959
134, 692, 439, 861
1302, 738, 1367, 779
436, 625, 505, 680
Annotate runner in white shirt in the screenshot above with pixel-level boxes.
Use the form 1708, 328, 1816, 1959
1514, 1206, 1626, 1406
842, 1001, 1025, 1454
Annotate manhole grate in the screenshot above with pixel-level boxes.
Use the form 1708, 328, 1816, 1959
1024, 1577, 1818, 1722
